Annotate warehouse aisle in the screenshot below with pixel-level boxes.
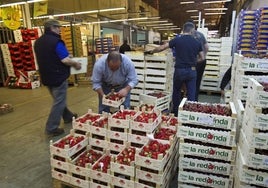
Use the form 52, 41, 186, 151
0, 85, 97, 188
0, 85, 220, 188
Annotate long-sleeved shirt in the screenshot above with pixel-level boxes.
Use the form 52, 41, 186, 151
220, 66, 232, 90
92, 53, 138, 90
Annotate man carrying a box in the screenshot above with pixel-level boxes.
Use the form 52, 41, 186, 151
34, 19, 81, 136
92, 51, 138, 113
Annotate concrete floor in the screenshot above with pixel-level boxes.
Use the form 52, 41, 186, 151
0, 85, 220, 188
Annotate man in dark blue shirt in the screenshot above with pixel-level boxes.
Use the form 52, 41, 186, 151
34, 19, 81, 136
146, 22, 204, 116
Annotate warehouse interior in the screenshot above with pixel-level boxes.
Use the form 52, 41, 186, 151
1, 0, 268, 188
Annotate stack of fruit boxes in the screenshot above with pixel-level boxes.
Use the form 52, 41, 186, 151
72, 109, 108, 151
107, 108, 137, 154
110, 145, 136, 188
236, 77, 268, 187
144, 53, 174, 93
49, 129, 89, 186
135, 136, 179, 188
126, 51, 174, 108
201, 38, 221, 92
177, 98, 237, 188
231, 53, 268, 101
125, 52, 146, 107
139, 90, 172, 112
129, 109, 161, 148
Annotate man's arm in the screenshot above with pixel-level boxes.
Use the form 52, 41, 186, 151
197, 51, 205, 63
203, 43, 209, 56
151, 43, 169, 53
61, 57, 81, 70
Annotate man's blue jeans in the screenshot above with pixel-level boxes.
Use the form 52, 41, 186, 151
172, 67, 197, 116
46, 80, 73, 132
98, 85, 130, 114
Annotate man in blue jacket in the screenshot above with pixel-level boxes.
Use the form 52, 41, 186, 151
34, 19, 81, 136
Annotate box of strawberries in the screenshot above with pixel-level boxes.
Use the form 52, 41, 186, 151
102, 91, 125, 108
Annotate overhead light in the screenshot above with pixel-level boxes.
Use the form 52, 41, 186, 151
153, 26, 178, 29
74, 10, 98, 15
205, 12, 226, 15
202, 0, 231, 4
128, 17, 147, 21
54, 13, 75, 17
204, 8, 228, 11
138, 20, 168, 24
190, 15, 199, 18
0, 0, 47, 8
33, 7, 125, 19
147, 23, 173, 27
157, 28, 181, 30
99, 7, 125, 12
180, 1, 194, 4
186, 10, 198, 13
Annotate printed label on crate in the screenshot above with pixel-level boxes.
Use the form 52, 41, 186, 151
178, 126, 236, 146
178, 111, 236, 130
239, 167, 268, 186
178, 170, 233, 188
179, 142, 236, 161
251, 133, 268, 149
179, 157, 234, 175
248, 154, 268, 169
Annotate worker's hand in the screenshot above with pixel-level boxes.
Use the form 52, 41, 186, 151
118, 88, 129, 97
221, 90, 225, 97
73, 62, 81, 70
144, 50, 154, 55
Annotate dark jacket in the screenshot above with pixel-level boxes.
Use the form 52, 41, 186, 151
34, 31, 70, 86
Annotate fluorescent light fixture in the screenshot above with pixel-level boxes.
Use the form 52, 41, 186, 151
204, 8, 228, 11
92, 20, 110, 24
147, 17, 161, 20
54, 13, 75, 17
202, 0, 231, 4
0, 0, 47, 7
153, 26, 178, 29
99, 7, 125, 12
147, 23, 173, 27
27, 0, 46, 3
180, 1, 194, 4
205, 12, 226, 15
186, 10, 198, 13
128, 17, 147, 21
157, 28, 181, 30
137, 20, 168, 24
74, 10, 98, 15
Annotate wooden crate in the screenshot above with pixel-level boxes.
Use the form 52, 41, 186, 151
177, 124, 236, 147
179, 139, 236, 162
178, 98, 237, 131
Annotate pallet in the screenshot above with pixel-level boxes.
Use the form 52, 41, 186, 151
53, 178, 77, 188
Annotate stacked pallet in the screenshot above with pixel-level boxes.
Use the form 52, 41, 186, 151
201, 38, 221, 92
125, 51, 174, 109
51, 106, 179, 188
231, 53, 268, 102
95, 37, 116, 54
235, 77, 268, 187
177, 98, 237, 188
125, 52, 145, 107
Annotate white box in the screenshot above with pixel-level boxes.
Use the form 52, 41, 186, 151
70, 57, 88, 74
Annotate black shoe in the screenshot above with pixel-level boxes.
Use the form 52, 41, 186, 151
64, 113, 78, 124
46, 128, 64, 136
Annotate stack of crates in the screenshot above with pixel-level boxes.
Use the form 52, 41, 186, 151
177, 98, 237, 188
50, 130, 89, 187
235, 77, 268, 187
201, 38, 221, 92
125, 52, 146, 107
95, 37, 115, 54
231, 53, 268, 102
236, 10, 260, 55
